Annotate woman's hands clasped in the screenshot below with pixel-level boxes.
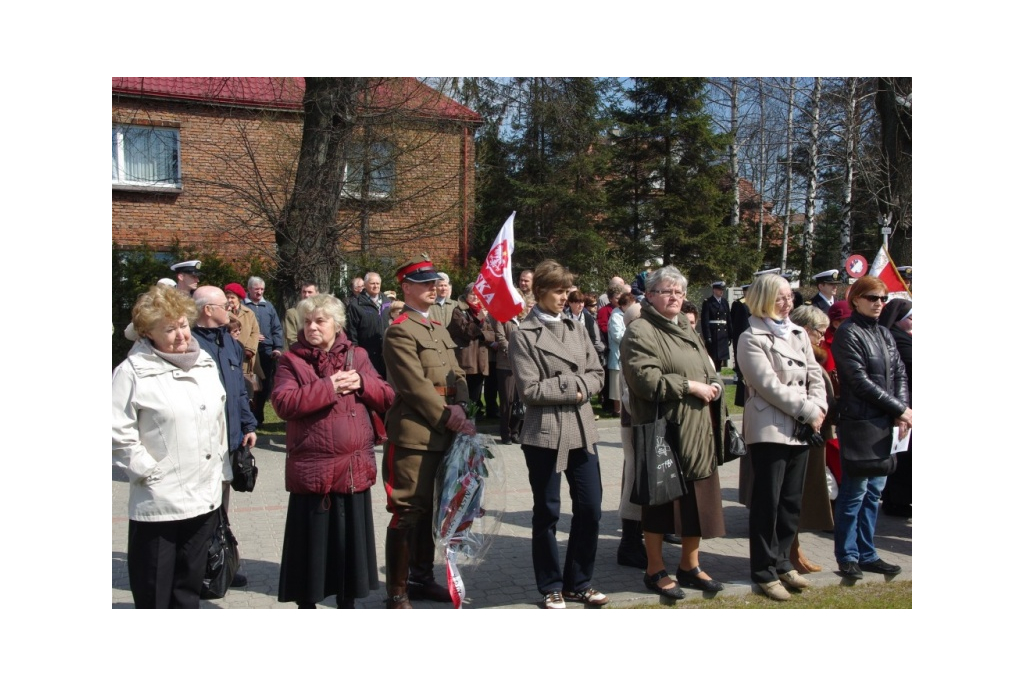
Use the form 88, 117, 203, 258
687, 381, 721, 404
331, 370, 362, 395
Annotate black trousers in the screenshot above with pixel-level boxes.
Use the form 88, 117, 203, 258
523, 445, 602, 595
748, 442, 808, 584
127, 510, 218, 608
483, 369, 500, 417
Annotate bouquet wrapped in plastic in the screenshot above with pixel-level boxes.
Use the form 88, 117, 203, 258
433, 432, 505, 608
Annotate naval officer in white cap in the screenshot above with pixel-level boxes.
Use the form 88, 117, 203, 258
809, 269, 843, 315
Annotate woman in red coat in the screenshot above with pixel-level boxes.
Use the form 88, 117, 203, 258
271, 294, 395, 608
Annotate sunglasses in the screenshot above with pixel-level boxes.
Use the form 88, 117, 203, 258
861, 294, 888, 303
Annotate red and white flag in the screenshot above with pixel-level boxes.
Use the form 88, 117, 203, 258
473, 212, 524, 323
868, 245, 911, 300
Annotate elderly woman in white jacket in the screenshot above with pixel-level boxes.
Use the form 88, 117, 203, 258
112, 285, 230, 608
736, 274, 827, 602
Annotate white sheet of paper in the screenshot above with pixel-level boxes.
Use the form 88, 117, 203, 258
891, 427, 911, 454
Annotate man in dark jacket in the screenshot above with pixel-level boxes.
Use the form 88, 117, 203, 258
346, 272, 387, 379
701, 281, 732, 371
193, 285, 258, 588
809, 269, 843, 314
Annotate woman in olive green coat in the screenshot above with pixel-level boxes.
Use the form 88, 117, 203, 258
620, 266, 727, 599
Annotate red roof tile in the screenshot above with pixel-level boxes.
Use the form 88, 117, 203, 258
112, 77, 481, 123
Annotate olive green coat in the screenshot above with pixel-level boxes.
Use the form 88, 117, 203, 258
620, 300, 726, 481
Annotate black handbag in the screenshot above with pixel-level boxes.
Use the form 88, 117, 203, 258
630, 379, 686, 507
230, 445, 258, 492
201, 507, 240, 600
724, 418, 746, 462
511, 394, 525, 421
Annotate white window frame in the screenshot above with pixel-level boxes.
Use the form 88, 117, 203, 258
112, 124, 182, 191
342, 142, 395, 200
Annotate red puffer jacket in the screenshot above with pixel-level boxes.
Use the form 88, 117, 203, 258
271, 331, 394, 495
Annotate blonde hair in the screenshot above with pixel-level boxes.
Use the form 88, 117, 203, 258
132, 285, 197, 338
746, 274, 789, 319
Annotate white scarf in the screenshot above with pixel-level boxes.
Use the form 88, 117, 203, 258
762, 316, 795, 338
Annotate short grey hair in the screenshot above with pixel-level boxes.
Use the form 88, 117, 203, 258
437, 272, 450, 283
247, 276, 265, 289
296, 294, 347, 331
790, 304, 829, 331
646, 266, 688, 294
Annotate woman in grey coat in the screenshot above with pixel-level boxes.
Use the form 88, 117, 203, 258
509, 260, 607, 609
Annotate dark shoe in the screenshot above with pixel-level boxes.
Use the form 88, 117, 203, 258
500, 438, 513, 445
511, 434, 520, 444
860, 558, 902, 576
676, 565, 724, 593
643, 570, 685, 599
617, 544, 647, 569
385, 593, 412, 609
563, 587, 610, 606
883, 503, 912, 518
407, 577, 453, 603
230, 572, 248, 588
337, 597, 355, 609
838, 561, 864, 579
664, 533, 683, 545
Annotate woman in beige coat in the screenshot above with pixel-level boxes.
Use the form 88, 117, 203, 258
509, 260, 607, 609
736, 274, 827, 601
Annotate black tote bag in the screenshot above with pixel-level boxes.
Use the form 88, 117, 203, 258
630, 379, 686, 506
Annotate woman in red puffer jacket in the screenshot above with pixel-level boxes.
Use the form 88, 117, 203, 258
271, 294, 394, 609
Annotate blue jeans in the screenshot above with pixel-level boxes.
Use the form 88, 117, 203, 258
833, 474, 887, 564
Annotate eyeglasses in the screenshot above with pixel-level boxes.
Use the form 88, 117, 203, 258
809, 328, 827, 340
861, 294, 888, 303
207, 302, 230, 310
649, 289, 685, 298
775, 295, 794, 303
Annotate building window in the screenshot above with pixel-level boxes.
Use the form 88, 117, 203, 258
112, 125, 181, 190
343, 142, 395, 199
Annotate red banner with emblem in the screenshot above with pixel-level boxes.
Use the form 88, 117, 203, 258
473, 212, 524, 323
868, 245, 910, 300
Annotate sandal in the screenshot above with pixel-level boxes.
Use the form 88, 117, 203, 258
564, 587, 610, 606
643, 570, 685, 599
676, 565, 724, 593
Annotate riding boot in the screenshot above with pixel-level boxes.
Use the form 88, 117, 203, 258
407, 518, 453, 603
384, 527, 413, 609
617, 518, 647, 569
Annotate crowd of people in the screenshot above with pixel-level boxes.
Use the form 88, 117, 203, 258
113, 256, 911, 608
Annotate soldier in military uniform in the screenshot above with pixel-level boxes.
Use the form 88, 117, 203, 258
381, 254, 475, 609
700, 281, 732, 372
809, 269, 843, 315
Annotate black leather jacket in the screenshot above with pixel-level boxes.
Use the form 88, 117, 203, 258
832, 311, 909, 421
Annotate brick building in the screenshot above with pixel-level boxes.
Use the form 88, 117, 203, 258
112, 77, 482, 274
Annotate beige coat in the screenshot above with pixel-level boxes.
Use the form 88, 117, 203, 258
508, 308, 604, 472
735, 317, 827, 446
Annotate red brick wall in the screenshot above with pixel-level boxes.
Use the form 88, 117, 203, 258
112, 96, 475, 269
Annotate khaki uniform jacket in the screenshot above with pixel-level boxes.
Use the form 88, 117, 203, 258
509, 308, 603, 472
383, 309, 469, 452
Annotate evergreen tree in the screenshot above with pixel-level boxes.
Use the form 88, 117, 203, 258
606, 78, 737, 285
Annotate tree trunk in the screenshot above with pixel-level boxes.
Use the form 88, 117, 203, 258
781, 78, 795, 264
876, 77, 912, 265
730, 79, 740, 228
276, 77, 365, 304
801, 77, 821, 279
839, 77, 857, 264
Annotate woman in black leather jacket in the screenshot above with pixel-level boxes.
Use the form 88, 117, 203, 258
831, 276, 912, 580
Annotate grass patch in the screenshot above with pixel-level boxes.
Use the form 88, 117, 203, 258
627, 580, 911, 609
258, 404, 286, 435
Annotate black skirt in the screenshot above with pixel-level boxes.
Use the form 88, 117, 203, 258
278, 490, 380, 604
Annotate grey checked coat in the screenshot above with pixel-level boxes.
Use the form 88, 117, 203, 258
509, 308, 604, 472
